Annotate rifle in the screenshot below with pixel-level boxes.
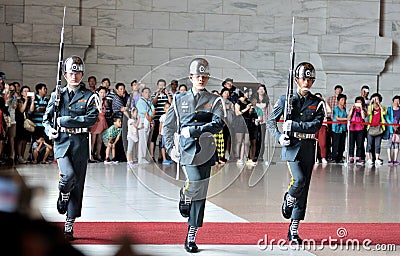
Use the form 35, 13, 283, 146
53, 6, 66, 129
283, 17, 295, 136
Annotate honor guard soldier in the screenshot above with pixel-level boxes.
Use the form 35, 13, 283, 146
163, 58, 225, 253
267, 62, 324, 244
43, 56, 99, 240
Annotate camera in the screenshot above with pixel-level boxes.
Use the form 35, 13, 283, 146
355, 103, 362, 108
160, 88, 166, 93
27, 92, 34, 97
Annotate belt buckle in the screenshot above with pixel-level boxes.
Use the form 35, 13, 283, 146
297, 133, 306, 139
66, 128, 76, 134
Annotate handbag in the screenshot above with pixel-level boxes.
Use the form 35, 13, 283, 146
392, 134, 400, 143
23, 113, 36, 132
4, 115, 11, 128
368, 125, 383, 136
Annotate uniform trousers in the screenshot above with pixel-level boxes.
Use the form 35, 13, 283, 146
286, 140, 315, 220
57, 148, 88, 219
182, 164, 211, 227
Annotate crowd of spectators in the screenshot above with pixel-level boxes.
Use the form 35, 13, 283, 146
315, 84, 400, 166
2, 69, 397, 168
0, 70, 275, 167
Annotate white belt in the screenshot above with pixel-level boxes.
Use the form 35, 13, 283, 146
59, 127, 89, 134
293, 132, 316, 140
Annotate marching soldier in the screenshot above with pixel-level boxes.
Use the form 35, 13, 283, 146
163, 58, 225, 253
267, 62, 324, 243
43, 56, 99, 240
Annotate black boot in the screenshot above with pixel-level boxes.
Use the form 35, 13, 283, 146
287, 219, 303, 244
184, 226, 199, 253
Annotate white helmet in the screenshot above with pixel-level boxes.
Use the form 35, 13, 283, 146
63, 55, 85, 74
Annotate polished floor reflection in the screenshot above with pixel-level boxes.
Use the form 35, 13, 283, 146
15, 142, 400, 256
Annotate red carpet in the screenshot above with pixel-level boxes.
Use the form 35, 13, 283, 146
53, 222, 400, 245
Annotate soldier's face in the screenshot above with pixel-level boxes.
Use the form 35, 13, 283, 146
65, 72, 83, 87
296, 77, 314, 94
190, 75, 209, 90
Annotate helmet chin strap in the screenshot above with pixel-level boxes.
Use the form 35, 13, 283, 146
194, 85, 205, 90
296, 83, 309, 93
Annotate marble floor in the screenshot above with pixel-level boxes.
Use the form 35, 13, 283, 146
11, 140, 400, 256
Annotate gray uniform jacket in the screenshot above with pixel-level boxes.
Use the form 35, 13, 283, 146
163, 89, 225, 166
267, 91, 324, 161
43, 85, 99, 158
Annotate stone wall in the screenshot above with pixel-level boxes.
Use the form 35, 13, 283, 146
0, 0, 398, 105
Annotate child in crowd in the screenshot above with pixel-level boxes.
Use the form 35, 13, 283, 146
32, 136, 53, 164
348, 96, 366, 164
331, 94, 348, 163
126, 108, 140, 166
102, 117, 122, 164
159, 103, 171, 165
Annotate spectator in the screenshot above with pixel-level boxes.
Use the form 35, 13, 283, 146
87, 75, 97, 92
126, 108, 140, 166
360, 85, 370, 105
31, 136, 53, 164
102, 78, 114, 127
31, 83, 49, 141
326, 84, 343, 115
248, 97, 262, 165
102, 117, 122, 164
386, 95, 400, 165
111, 83, 128, 162
159, 102, 172, 165
150, 79, 172, 162
4, 82, 18, 164
331, 94, 347, 163
126, 80, 141, 112
0, 97, 8, 165
169, 79, 179, 96
89, 86, 108, 162
251, 84, 270, 161
112, 83, 128, 119
123, 80, 141, 160
221, 88, 234, 161
221, 78, 239, 104
179, 84, 188, 93
348, 96, 366, 164
136, 87, 155, 164
13, 81, 21, 94
314, 93, 330, 164
360, 84, 370, 162
366, 93, 386, 166
234, 93, 251, 165
0, 72, 6, 97
15, 85, 35, 164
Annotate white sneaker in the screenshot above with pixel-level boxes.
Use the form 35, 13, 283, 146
236, 159, 244, 165
321, 158, 328, 164
375, 159, 383, 166
366, 159, 374, 166
18, 157, 27, 164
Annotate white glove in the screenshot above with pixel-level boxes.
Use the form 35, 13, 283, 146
181, 127, 190, 138
47, 127, 59, 140
169, 146, 181, 163
282, 120, 292, 132
279, 134, 290, 146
